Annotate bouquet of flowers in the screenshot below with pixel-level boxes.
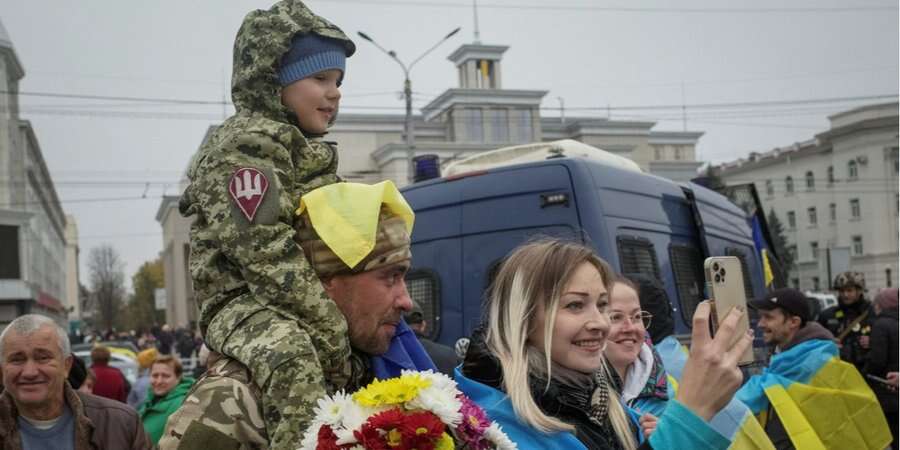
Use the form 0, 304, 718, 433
300, 370, 517, 450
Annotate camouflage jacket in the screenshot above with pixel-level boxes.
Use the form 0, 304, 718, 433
178, 0, 355, 385
158, 351, 374, 450
158, 355, 267, 450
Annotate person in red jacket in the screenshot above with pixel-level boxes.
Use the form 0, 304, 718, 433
90, 346, 128, 403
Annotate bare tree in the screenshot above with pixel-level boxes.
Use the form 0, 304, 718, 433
87, 244, 126, 332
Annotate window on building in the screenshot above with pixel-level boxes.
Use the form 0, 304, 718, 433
0, 225, 20, 279
805, 171, 815, 190
887, 268, 893, 288
850, 198, 860, 219
787, 211, 796, 229
852, 235, 863, 255
512, 109, 533, 143
829, 203, 836, 222
461, 108, 484, 142
827, 166, 834, 185
848, 160, 858, 180
785, 176, 794, 194
791, 278, 800, 289
765, 180, 774, 197
487, 108, 509, 143
674, 147, 682, 160
405, 270, 441, 340
787, 245, 797, 264
812, 277, 820, 291
810, 241, 818, 260
655, 147, 663, 160
807, 207, 817, 226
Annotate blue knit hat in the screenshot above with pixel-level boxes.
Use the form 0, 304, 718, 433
279, 34, 349, 87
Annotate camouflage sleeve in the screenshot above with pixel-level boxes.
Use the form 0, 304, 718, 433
192, 131, 349, 386
158, 358, 268, 450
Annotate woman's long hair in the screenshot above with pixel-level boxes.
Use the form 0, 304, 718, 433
483, 239, 637, 449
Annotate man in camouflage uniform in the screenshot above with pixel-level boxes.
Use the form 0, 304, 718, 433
177, 1, 356, 448
160, 183, 424, 450
818, 271, 876, 370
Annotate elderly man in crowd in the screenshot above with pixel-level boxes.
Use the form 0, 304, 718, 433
0, 314, 151, 450
159, 181, 436, 449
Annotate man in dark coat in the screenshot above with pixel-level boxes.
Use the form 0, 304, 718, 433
404, 304, 459, 375
865, 288, 899, 449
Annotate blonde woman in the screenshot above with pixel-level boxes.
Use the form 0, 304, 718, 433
456, 239, 751, 449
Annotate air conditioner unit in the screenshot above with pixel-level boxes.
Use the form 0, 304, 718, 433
856, 155, 868, 165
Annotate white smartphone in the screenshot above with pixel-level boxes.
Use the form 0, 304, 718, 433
704, 256, 754, 366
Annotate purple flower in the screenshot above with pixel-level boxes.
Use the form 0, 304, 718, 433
454, 394, 493, 449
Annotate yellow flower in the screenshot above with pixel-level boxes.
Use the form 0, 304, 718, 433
434, 433, 455, 450
353, 373, 432, 407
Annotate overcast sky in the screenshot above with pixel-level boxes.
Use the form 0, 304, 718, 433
0, 0, 897, 293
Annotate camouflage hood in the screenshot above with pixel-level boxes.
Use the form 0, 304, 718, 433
230, 0, 355, 123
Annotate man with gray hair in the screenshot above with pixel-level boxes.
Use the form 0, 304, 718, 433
0, 314, 151, 450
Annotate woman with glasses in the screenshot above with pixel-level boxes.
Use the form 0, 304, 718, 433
604, 276, 669, 416
457, 239, 752, 449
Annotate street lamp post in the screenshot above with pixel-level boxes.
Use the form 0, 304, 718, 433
357, 27, 461, 184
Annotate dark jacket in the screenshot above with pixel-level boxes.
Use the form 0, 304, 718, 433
765, 322, 834, 450
0, 383, 151, 450
863, 308, 899, 413
818, 298, 876, 369
414, 333, 459, 376
462, 330, 648, 450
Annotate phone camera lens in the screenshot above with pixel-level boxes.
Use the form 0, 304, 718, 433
715, 274, 721, 283
720, 268, 726, 277
712, 263, 720, 271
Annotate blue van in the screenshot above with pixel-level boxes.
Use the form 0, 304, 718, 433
400, 140, 766, 350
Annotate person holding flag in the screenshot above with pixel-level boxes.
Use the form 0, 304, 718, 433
737, 288, 891, 450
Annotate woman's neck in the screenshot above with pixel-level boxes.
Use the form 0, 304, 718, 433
611, 359, 630, 382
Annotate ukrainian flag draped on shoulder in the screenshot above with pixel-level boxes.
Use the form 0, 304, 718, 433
736, 339, 891, 450
656, 336, 774, 450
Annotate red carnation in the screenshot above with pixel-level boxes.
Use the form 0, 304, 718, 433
315, 425, 341, 450
354, 423, 389, 450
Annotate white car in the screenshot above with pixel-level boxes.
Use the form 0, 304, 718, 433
805, 291, 838, 320
74, 350, 139, 385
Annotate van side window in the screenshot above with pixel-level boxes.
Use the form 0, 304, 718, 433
724, 248, 755, 300
405, 269, 442, 340
669, 244, 704, 326
616, 236, 661, 281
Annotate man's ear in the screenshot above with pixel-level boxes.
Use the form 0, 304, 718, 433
320, 276, 337, 299
63, 355, 73, 377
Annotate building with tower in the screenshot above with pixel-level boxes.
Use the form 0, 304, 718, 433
158, 36, 707, 327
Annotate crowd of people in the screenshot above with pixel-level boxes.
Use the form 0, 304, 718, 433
0, 1, 895, 449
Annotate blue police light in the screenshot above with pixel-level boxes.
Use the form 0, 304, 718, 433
413, 154, 441, 182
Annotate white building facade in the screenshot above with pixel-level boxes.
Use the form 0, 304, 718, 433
715, 102, 899, 292
0, 20, 68, 327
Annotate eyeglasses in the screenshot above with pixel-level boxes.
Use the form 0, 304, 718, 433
608, 311, 653, 329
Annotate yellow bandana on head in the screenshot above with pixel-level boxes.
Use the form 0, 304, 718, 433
296, 181, 415, 269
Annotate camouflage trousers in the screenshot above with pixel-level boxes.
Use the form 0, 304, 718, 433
206, 305, 350, 450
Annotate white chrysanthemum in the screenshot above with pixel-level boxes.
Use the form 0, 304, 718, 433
485, 422, 518, 450
312, 391, 353, 427
409, 384, 462, 426
298, 421, 325, 450
403, 369, 458, 392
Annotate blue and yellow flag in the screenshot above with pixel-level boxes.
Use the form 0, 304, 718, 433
736, 339, 891, 450
656, 337, 775, 450
750, 215, 775, 288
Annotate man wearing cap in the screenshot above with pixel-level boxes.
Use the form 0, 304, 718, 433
404, 303, 459, 375
159, 181, 437, 450
818, 271, 876, 370
749, 288, 834, 449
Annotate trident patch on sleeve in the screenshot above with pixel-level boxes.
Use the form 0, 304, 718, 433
229, 168, 269, 222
